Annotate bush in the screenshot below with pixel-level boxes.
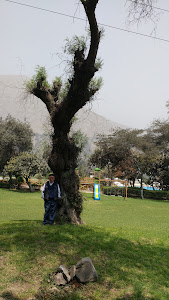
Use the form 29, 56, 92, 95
143, 189, 169, 200
103, 186, 169, 201
0, 181, 10, 188
34, 173, 43, 179
102, 186, 123, 196
17, 176, 24, 183
127, 187, 142, 198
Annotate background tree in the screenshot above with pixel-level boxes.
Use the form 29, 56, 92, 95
89, 128, 143, 182
3, 152, 49, 191
89, 126, 163, 193
146, 119, 169, 190
0, 115, 34, 172
26, 0, 102, 224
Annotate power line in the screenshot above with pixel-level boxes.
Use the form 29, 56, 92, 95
2, 0, 169, 44
2, 0, 85, 20
98, 23, 169, 44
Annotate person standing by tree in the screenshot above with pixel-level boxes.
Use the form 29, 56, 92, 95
41, 173, 61, 225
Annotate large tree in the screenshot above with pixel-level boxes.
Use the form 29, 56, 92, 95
0, 115, 33, 172
26, 0, 101, 224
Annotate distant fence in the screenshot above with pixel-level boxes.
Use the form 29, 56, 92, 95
80, 177, 94, 191
79, 177, 127, 196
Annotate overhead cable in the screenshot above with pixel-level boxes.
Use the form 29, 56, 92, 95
2, 0, 169, 44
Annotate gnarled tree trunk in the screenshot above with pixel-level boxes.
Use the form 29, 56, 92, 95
49, 132, 83, 224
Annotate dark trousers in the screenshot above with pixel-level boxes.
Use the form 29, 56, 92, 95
43, 198, 57, 225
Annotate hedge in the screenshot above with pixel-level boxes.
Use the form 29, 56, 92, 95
0, 181, 10, 188
102, 186, 169, 201
102, 186, 124, 197
143, 189, 169, 200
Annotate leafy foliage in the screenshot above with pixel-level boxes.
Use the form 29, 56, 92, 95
26, 66, 51, 92
0, 115, 33, 172
88, 77, 103, 100
89, 128, 142, 178
58, 81, 71, 101
89, 124, 169, 189
71, 130, 88, 152
3, 151, 50, 182
64, 35, 88, 56
146, 120, 169, 189
94, 57, 103, 70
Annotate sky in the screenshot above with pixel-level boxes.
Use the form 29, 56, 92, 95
1, 0, 169, 129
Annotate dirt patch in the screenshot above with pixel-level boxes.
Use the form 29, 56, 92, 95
1, 281, 40, 300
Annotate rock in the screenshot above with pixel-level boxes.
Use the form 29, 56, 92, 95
57, 265, 71, 283
54, 273, 67, 286
50, 286, 60, 293
69, 265, 76, 280
75, 257, 98, 283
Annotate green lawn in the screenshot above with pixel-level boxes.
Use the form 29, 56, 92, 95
1, 189, 169, 299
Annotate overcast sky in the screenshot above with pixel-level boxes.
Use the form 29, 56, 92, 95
1, 0, 169, 129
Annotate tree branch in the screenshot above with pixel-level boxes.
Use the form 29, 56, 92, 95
81, 0, 100, 67
32, 87, 56, 115
54, 0, 100, 126
127, 0, 158, 25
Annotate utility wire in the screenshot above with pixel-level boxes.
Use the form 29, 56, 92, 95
2, 0, 169, 44
2, 0, 85, 20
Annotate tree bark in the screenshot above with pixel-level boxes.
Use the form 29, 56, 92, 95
48, 132, 84, 224
140, 177, 144, 199
26, 177, 34, 192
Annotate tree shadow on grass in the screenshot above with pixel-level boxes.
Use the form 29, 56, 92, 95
1, 221, 169, 299
1, 291, 20, 300
8, 189, 39, 194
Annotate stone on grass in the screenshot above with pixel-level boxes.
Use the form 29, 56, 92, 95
57, 265, 71, 283
54, 273, 67, 286
69, 265, 76, 281
50, 286, 60, 293
75, 257, 98, 283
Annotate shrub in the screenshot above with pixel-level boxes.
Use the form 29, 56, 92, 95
17, 176, 24, 183
102, 186, 123, 196
34, 173, 43, 179
103, 186, 169, 201
0, 181, 10, 188
127, 187, 142, 198
143, 189, 169, 200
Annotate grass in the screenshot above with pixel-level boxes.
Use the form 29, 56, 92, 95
0, 189, 169, 299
